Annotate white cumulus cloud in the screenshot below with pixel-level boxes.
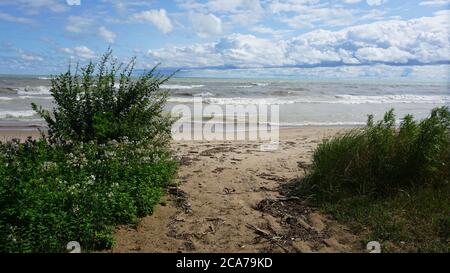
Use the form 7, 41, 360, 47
419, 0, 450, 6
99, 26, 116, 43
366, 0, 387, 6
132, 9, 173, 34
61, 46, 96, 59
189, 13, 222, 37
355, 47, 414, 63
21, 53, 44, 62
342, 0, 362, 3
66, 0, 81, 6
0, 12, 34, 24
0, 0, 69, 13
65, 16, 93, 33
148, 12, 450, 68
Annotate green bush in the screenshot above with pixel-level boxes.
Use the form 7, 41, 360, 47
32, 49, 175, 144
0, 50, 178, 252
0, 138, 177, 252
302, 107, 450, 203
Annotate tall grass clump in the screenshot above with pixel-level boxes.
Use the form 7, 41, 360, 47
0, 50, 178, 252
303, 107, 450, 202
300, 107, 450, 252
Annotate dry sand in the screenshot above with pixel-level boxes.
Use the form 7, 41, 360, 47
0, 126, 363, 253
111, 127, 362, 253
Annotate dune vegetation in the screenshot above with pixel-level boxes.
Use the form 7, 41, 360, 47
300, 107, 450, 252
0, 50, 178, 252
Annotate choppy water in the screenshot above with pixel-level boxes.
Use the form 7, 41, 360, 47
0, 75, 449, 128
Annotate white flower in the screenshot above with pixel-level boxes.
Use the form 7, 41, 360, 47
7, 234, 17, 243
108, 140, 119, 146
105, 151, 116, 158
42, 161, 56, 171
86, 175, 96, 186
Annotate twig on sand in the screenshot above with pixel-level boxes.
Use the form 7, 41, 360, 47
246, 223, 272, 237
246, 224, 290, 253
276, 196, 301, 202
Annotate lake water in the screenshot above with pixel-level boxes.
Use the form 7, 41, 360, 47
0, 75, 449, 129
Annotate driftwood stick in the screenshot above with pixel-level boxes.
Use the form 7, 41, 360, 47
276, 196, 301, 201
246, 224, 272, 237
246, 224, 290, 253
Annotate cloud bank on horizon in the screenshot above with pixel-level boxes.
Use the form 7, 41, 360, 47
0, 0, 449, 80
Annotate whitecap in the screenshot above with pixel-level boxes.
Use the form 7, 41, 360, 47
0, 110, 37, 119
331, 94, 450, 104
16, 86, 51, 95
161, 84, 205, 90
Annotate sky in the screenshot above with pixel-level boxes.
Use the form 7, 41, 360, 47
0, 0, 449, 79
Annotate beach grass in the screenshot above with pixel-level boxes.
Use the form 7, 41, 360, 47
322, 185, 450, 252
299, 107, 450, 252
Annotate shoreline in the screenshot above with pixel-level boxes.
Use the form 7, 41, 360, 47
0, 126, 354, 142
0, 128, 42, 142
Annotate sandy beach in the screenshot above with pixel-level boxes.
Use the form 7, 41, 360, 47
106, 127, 361, 253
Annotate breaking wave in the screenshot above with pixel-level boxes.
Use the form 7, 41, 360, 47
169, 94, 450, 105
0, 110, 37, 119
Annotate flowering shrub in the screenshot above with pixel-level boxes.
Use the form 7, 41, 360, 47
0, 50, 178, 252
0, 138, 177, 252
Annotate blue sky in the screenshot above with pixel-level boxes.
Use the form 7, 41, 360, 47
0, 0, 449, 77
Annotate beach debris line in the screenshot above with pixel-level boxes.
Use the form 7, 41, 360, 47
168, 186, 192, 214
